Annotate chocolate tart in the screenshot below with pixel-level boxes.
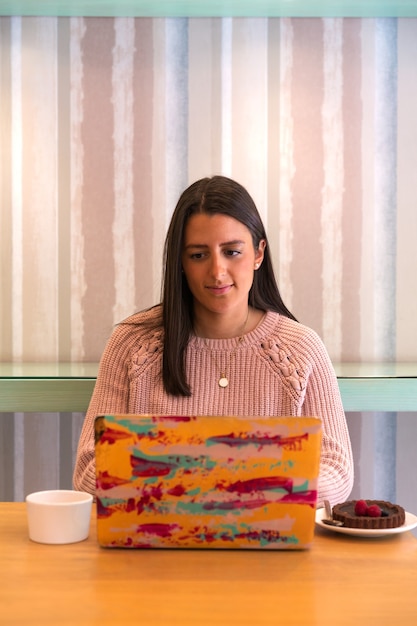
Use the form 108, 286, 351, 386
332, 500, 406, 529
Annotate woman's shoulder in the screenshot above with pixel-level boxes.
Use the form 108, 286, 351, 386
263, 311, 328, 357
262, 311, 318, 339
98, 305, 163, 374
277, 313, 320, 340
105, 304, 163, 351
119, 303, 163, 327
259, 312, 334, 395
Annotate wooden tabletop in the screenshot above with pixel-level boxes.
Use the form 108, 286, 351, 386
1, 502, 417, 625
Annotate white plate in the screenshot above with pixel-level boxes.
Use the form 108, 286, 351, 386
315, 508, 417, 538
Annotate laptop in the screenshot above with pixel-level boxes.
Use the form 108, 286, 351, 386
94, 414, 322, 550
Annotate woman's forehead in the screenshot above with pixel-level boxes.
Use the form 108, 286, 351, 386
183, 213, 251, 245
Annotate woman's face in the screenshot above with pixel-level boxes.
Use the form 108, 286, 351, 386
181, 213, 265, 321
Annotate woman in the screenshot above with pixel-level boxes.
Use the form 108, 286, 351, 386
73, 175, 354, 504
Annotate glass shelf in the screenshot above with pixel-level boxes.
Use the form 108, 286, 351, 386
1, 362, 416, 413
1, 0, 417, 18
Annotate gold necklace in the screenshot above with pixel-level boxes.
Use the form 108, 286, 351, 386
203, 309, 249, 388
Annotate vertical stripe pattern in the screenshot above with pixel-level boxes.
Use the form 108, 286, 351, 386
70, 17, 87, 361
374, 18, 398, 360
321, 18, 344, 358
112, 18, 136, 324
11, 17, 23, 360
278, 18, 295, 308
0, 17, 416, 508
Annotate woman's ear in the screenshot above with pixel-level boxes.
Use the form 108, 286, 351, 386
254, 239, 266, 269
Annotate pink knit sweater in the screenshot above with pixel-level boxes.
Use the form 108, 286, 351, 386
73, 307, 354, 505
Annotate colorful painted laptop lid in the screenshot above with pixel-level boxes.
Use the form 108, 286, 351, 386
94, 414, 322, 550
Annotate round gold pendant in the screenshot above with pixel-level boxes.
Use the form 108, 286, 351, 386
218, 376, 229, 388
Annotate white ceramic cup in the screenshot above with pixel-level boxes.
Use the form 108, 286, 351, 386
26, 489, 93, 544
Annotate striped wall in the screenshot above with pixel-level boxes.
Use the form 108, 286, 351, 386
1, 17, 417, 506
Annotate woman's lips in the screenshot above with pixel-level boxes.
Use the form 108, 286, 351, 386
206, 285, 232, 296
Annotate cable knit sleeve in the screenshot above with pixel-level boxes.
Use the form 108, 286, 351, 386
300, 328, 354, 507
72, 326, 131, 494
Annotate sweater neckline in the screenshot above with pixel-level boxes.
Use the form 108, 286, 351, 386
190, 310, 279, 350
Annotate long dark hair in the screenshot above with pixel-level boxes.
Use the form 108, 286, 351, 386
161, 175, 297, 396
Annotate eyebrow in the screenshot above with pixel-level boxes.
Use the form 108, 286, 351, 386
183, 239, 246, 250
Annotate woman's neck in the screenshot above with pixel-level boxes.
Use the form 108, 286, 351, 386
193, 306, 263, 339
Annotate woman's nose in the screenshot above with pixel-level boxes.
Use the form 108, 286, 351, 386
210, 253, 226, 278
